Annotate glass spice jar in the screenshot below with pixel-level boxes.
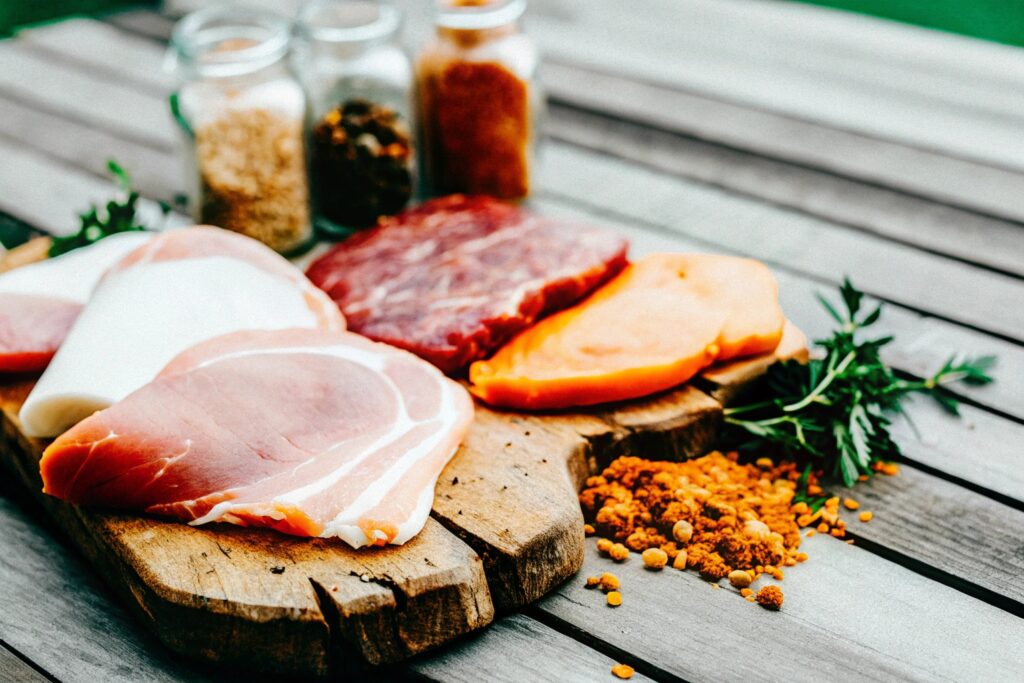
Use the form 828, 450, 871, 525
294, 0, 415, 234
169, 7, 313, 254
417, 0, 541, 201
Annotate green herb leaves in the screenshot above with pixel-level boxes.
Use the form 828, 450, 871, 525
723, 279, 995, 488
48, 160, 167, 258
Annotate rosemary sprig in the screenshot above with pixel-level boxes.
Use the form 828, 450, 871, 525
48, 160, 166, 258
723, 279, 995, 488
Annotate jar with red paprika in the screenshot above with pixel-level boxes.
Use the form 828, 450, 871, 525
416, 0, 541, 201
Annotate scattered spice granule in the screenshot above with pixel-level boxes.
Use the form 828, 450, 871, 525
584, 524, 596, 536
579, 452, 808, 584
599, 573, 620, 591
756, 585, 784, 610
611, 663, 634, 679
596, 538, 614, 554
843, 498, 860, 511
873, 461, 900, 476
859, 511, 874, 522
672, 550, 688, 570
585, 576, 601, 589
607, 591, 622, 607
816, 522, 830, 533
805, 530, 816, 537
609, 543, 630, 562
740, 588, 753, 597
728, 570, 752, 588
642, 548, 668, 570
745, 595, 757, 603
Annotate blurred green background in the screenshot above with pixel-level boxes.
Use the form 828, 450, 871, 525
803, 0, 1024, 47
1, 0, 1024, 48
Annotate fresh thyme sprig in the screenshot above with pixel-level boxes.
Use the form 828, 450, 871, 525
48, 160, 167, 258
723, 279, 995, 488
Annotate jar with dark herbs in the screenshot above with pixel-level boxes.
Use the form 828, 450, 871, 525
169, 7, 312, 254
294, 0, 415, 233
417, 0, 541, 200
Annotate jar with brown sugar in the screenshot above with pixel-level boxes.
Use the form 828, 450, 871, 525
416, 0, 541, 200
169, 7, 313, 254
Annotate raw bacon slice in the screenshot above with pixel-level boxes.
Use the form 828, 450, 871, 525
39, 328, 474, 548
19, 227, 345, 438
306, 195, 629, 374
0, 232, 152, 373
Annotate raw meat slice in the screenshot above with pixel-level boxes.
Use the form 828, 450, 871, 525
469, 253, 786, 410
306, 195, 629, 374
0, 232, 153, 373
40, 328, 474, 548
19, 227, 345, 438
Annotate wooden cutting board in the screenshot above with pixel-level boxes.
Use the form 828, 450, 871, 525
0, 367, 758, 677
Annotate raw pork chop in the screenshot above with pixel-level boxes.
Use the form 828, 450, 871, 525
306, 195, 629, 374
0, 232, 152, 373
19, 227, 345, 437
40, 328, 474, 548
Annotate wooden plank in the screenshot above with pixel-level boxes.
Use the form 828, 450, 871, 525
836, 467, 1024, 611
0, 644, 49, 683
548, 104, 1024, 278
525, 0, 1024, 219
0, 43, 175, 151
540, 143, 1024, 342
0, 138, 187, 236
535, 533, 1024, 682
540, 60, 1024, 225
0, 494, 212, 683
18, 19, 172, 95
407, 613, 655, 683
0, 97, 181, 205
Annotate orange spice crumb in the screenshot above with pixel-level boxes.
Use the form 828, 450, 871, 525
584, 524, 596, 536
599, 573, 620, 591
859, 511, 873, 522
745, 595, 757, 603
843, 498, 860, 511
596, 538, 613, 554
585, 576, 601, 589
756, 585, 784, 610
642, 548, 668, 570
607, 591, 622, 607
740, 588, 753, 597
609, 543, 630, 562
611, 663, 634, 679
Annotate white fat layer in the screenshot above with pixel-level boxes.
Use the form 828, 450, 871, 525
185, 341, 464, 550
0, 232, 152, 302
19, 257, 323, 437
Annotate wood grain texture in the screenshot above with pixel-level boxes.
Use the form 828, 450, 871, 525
407, 613, 655, 683
836, 467, 1024, 610
0, 645, 49, 683
548, 104, 1024, 278
0, 375, 724, 673
536, 533, 1024, 682
0, 489, 212, 683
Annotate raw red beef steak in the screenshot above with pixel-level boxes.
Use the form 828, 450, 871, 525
306, 195, 629, 374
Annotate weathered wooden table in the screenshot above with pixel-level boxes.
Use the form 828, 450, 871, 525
2, 1, 1023, 680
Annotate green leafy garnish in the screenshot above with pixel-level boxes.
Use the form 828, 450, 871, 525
723, 279, 995, 488
48, 160, 166, 258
